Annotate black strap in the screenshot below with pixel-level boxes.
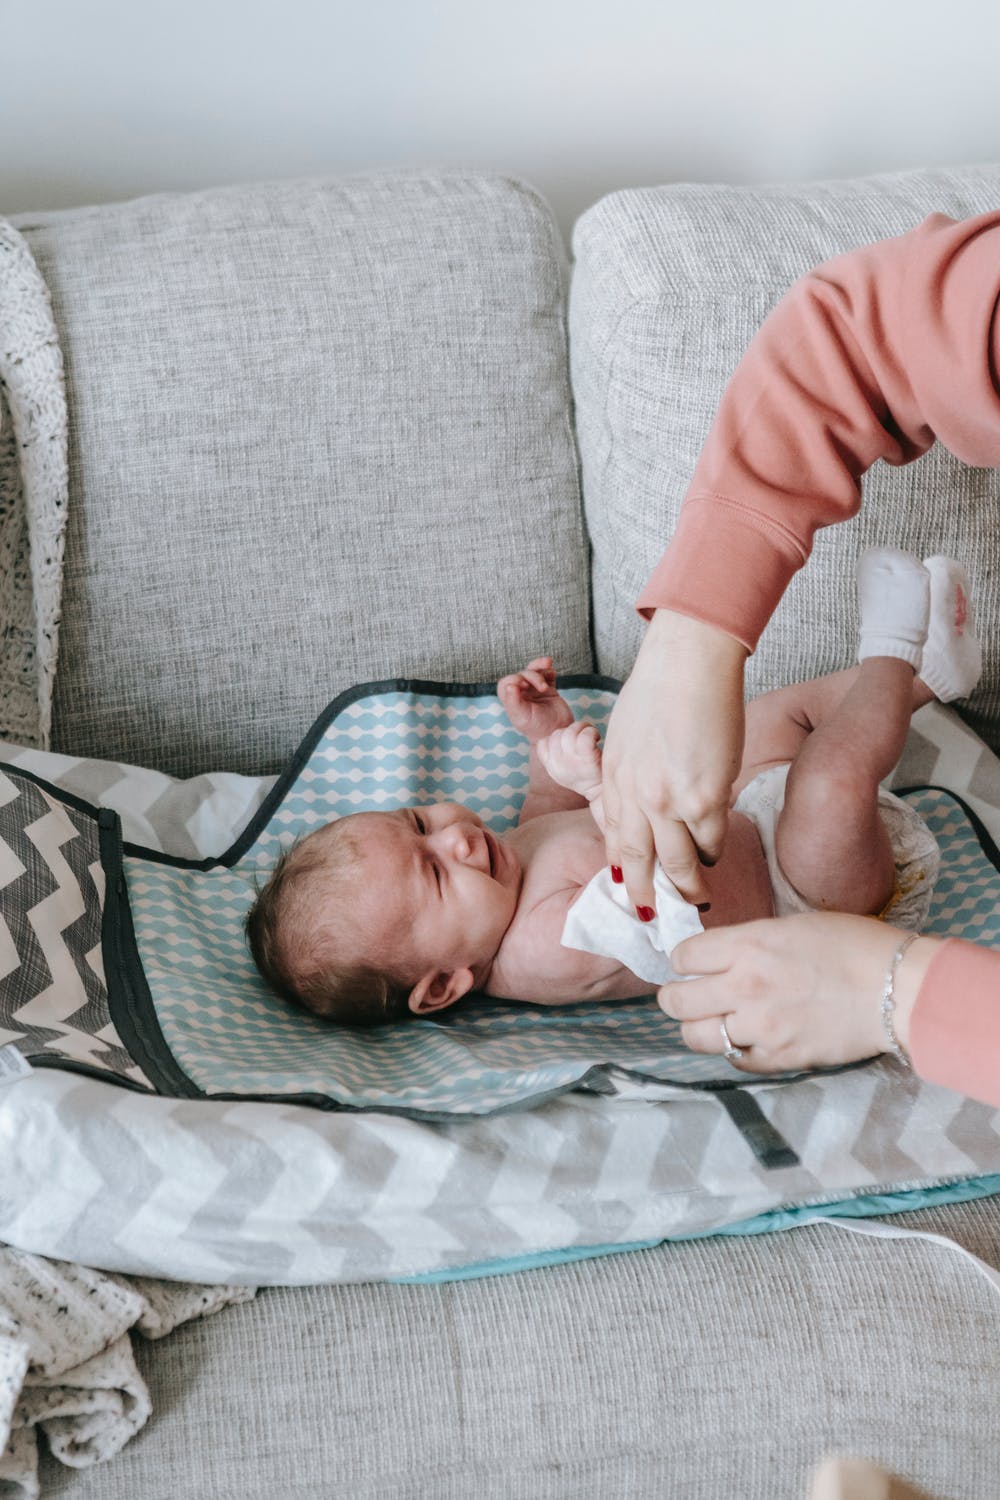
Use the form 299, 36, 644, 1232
715, 1087, 800, 1169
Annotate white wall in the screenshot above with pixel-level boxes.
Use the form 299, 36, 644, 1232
3, 0, 999, 236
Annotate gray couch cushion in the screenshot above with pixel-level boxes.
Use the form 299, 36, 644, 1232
13, 171, 590, 776
37, 1202, 1000, 1499
570, 165, 1000, 750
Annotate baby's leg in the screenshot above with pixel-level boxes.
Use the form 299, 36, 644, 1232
740, 547, 931, 791
774, 547, 946, 913
756, 547, 980, 914
738, 668, 932, 795
773, 656, 918, 913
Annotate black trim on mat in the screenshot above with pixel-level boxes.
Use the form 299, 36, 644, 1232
123, 673, 624, 869
99, 812, 203, 1097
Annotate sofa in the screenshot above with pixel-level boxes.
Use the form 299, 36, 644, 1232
4, 163, 1000, 1500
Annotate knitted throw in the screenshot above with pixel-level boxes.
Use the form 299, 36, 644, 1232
0, 219, 68, 749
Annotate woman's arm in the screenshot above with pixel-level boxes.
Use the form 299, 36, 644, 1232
639, 209, 1000, 647
606, 209, 1000, 914
905, 938, 1000, 1103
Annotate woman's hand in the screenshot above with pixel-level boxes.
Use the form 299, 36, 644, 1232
657, 911, 940, 1072
601, 610, 748, 912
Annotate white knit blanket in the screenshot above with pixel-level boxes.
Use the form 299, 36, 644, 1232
0, 1249, 254, 1499
0, 224, 258, 1496
0, 217, 69, 750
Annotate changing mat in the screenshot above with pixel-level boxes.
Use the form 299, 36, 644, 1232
3, 693, 1000, 1286
2, 677, 1000, 1125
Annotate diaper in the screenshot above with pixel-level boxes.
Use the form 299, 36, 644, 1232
561, 762, 940, 986
733, 762, 940, 930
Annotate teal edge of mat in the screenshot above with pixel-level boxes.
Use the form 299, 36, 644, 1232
391, 1173, 1000, 1284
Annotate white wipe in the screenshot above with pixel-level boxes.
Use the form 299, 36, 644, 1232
560, 864, 704, 986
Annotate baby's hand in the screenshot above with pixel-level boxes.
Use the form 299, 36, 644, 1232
497, 656, 575, 743
536, 720, 603, 803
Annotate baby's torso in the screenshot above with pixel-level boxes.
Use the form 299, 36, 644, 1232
485, 807, 773, 1004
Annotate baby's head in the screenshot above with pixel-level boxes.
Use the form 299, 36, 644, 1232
246, 802, 521, 1025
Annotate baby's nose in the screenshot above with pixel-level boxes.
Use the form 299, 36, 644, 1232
437, 822, 487, 868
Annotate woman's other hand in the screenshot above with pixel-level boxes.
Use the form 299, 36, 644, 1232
601, 610, 748, 912
657, 911, 940, 1072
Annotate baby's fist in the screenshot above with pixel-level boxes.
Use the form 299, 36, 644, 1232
536, 721, 603, 800
497, 656, 574, 742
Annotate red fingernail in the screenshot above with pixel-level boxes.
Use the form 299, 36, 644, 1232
636, 905, 656, 923
610, 865, 624, 884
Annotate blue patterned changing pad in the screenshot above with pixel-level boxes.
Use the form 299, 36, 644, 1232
115, 678, 1000, 1119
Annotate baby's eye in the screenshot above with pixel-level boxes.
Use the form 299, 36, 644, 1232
414, 813, 426, 835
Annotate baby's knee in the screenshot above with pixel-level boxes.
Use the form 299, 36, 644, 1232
785, 761, 876, 823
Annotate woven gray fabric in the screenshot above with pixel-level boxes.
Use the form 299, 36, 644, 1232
11, 171, 589, 777
37, 1205, 1000, 1500
570, 164, 1000, 751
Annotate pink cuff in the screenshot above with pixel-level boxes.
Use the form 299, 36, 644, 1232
636, 499, 805, 651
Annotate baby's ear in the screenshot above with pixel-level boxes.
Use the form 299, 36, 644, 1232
408, 968, 475, 1015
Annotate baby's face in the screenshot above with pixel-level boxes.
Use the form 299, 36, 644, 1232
340, 802, 522, 988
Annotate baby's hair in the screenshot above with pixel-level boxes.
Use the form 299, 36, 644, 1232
244, 818, 413, 1026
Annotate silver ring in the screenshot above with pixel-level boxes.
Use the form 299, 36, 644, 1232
719, 1017, 744, 1062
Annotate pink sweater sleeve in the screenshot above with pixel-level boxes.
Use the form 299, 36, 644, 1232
638, 210, 1000, 1107
909, 940, 1000, 1106
638, 209, 1000, 647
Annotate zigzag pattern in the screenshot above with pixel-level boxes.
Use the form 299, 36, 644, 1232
0, 768, 148, 1083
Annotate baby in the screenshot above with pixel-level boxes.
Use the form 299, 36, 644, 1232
246, 550, 980, 1024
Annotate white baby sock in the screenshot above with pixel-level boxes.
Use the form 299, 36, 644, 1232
919, 555, 982, 702
856, 547, 930, 671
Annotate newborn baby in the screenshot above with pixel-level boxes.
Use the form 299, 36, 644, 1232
246, 550, 977, 1025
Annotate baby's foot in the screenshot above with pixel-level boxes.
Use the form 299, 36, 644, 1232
856, 547, 930, 670
919, 556, 982, 702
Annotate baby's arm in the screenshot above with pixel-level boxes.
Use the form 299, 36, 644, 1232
536, 722, 606, 832
497, 657, 587, 823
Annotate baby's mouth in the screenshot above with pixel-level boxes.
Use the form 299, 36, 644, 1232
484, 829, 506, 881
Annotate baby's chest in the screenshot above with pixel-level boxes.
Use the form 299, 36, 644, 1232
496, 840, 615, 999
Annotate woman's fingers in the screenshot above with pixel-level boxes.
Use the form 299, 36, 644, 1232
657, 971, 736, 1026
604, 789, 711, 911
676, 1016, 755, 1071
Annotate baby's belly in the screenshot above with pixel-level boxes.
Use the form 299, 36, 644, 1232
700, 811, 774, 926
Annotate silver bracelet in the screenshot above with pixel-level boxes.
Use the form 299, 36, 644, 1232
880, 931, 919, 1067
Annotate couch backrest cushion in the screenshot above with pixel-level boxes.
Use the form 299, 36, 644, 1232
570, 165, 1000, 750
13, 171, 590, 776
